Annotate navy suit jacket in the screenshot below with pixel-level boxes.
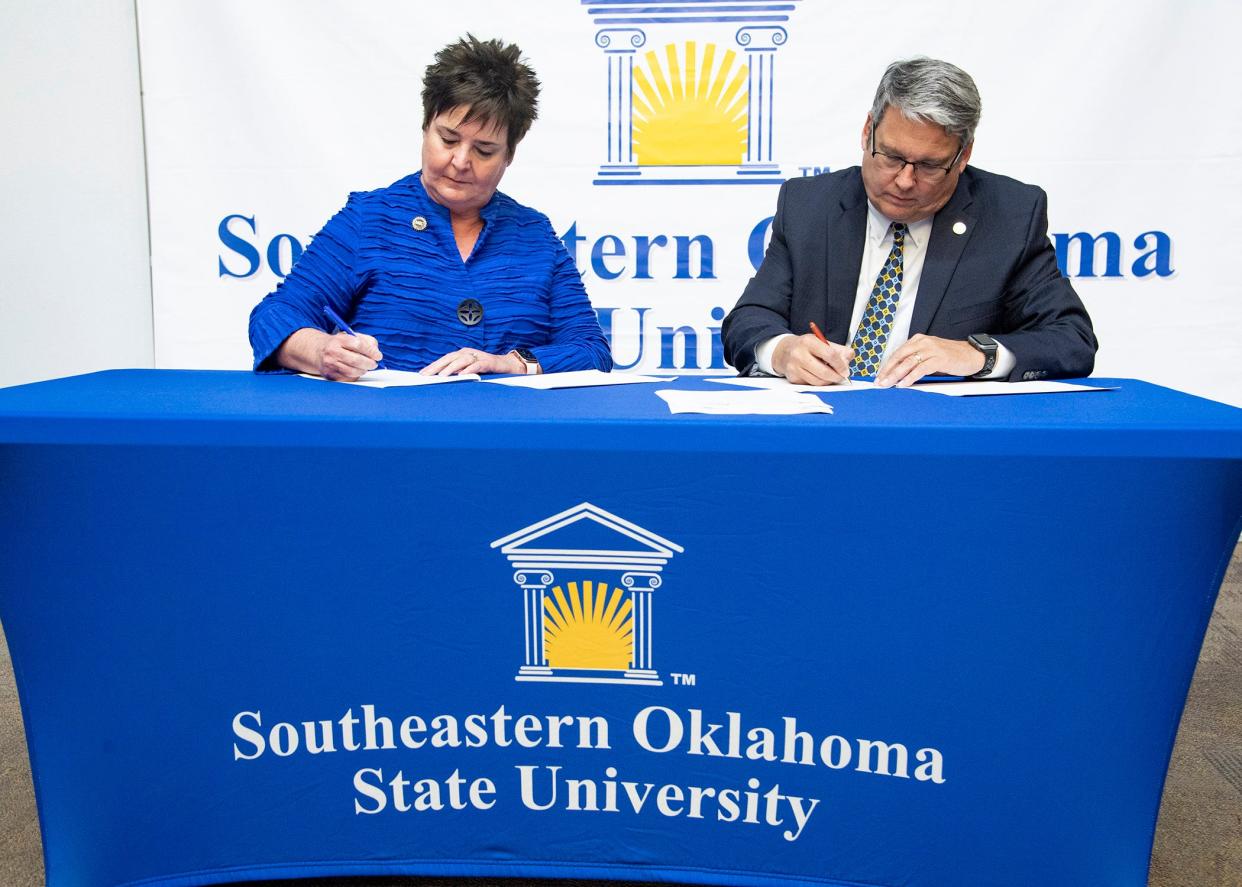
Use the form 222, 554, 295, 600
722, 166, 1097, 380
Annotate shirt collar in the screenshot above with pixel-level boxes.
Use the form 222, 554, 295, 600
865, 201, 933, 250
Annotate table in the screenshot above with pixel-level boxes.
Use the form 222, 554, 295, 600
1, 370, 1239, 887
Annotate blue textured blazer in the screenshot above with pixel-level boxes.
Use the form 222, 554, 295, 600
249, 173, 612, 373
722, 166, 1097, 380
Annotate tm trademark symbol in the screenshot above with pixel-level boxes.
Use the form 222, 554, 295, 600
671, 672, 697, 687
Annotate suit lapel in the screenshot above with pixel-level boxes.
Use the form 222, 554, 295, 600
825, 174, 868, 342
910, 173, 976, 336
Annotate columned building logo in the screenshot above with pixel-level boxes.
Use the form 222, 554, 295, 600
582, 0, 802, 185
491, 503, 683, 685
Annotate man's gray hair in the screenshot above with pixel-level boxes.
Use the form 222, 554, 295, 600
869, 57, 982, 148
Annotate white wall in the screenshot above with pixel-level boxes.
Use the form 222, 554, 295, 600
0, 0, 153, 389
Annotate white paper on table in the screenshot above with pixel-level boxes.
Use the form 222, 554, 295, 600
705, 376, 877, 393
483, 370, 675, 389
655, 389, 833, 415
910, 380, 1116, 397
299, 369, 481, 388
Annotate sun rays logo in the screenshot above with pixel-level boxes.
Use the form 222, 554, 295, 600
491, 503, 683, 686
633, 42, 749, 166
582, 0, 802, 185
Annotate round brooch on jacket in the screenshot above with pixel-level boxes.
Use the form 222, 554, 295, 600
412, 216, 428, 231
457, 299, 483, 326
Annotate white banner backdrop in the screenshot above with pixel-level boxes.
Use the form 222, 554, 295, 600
138, 1, 1242, 405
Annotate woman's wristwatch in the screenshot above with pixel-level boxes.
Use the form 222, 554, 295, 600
510, 348, 542, 375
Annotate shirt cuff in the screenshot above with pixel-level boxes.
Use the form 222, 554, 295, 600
754, 334, 794, 376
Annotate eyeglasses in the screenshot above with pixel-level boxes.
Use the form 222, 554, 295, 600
869, 127, 965, 183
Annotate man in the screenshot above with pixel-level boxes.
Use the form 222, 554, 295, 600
722, 58, 1097, 387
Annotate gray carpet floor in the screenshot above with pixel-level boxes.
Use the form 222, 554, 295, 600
3, 540, 1240, 887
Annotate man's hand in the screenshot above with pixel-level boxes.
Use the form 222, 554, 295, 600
421, 348, 524, 377
276, 328, 382, 382
772, 334, 853, 386
875, 334, 985, 388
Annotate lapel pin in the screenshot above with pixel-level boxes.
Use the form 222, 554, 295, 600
952, 221, 967, 235
412, 216, 428, 231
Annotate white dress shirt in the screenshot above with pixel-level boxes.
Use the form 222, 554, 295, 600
754, 201, 1014, 378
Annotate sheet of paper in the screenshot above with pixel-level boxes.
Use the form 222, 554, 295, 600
299, 370, 480, 388
656, 389, 833, 415
705, 376, 877, 393
483, 370, 675, 389
911, 380, 1115, 397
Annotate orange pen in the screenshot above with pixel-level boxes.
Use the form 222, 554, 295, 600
808, 322, 851, 386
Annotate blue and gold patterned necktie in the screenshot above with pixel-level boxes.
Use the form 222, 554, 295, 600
849, 222, 907, 380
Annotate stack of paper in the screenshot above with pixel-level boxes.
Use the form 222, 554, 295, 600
484, 370, 674, 389
655, 389, 833, 415
910, 380, 1114, 396
707, 376, 875, 393
299, 370, 480, 388
710, 375, 1113, 397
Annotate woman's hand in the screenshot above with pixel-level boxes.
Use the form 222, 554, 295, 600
276, 328, 382, 382
421, 348, 524, 376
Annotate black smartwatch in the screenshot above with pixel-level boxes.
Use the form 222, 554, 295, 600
967, 333, 998, 378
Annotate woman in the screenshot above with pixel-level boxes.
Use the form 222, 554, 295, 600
249, 36, 612, 380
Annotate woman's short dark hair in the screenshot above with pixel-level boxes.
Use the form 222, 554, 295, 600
421, 35, 540, 157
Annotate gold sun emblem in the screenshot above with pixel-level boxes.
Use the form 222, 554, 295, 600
632, 41, 749, 166
543, 580, 633, 670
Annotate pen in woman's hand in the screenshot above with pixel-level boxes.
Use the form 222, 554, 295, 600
323, 305, 385, 370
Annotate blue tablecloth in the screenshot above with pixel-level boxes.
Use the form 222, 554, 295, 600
1, 370, 1240, 887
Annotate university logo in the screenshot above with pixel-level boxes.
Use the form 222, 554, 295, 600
581, 0, 803, 185
491, 503, 683, 685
